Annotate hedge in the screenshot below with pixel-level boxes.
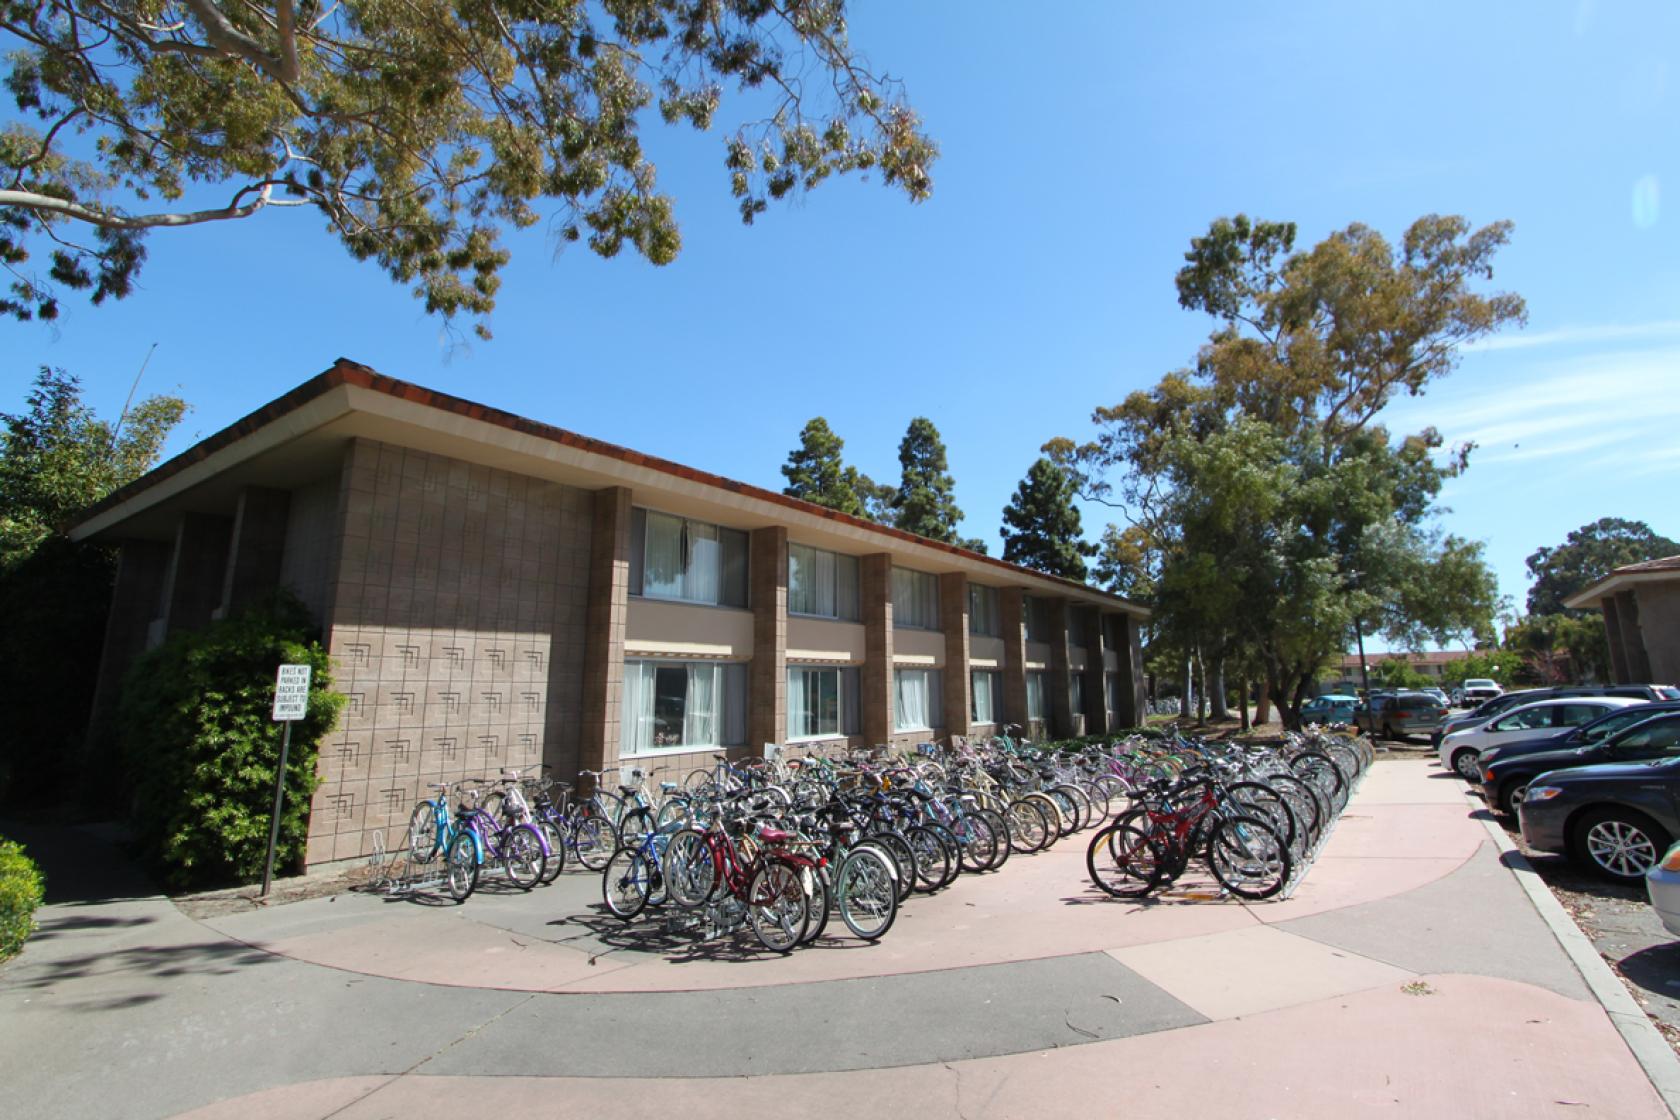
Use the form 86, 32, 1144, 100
0, 837, 45, 961
116, 594, 345, 891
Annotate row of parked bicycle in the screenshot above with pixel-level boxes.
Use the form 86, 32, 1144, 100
395, 725, 1372, 952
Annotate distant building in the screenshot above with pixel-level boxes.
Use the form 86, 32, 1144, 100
1565, 555, 1680, 686
1322, 649, 1479, 694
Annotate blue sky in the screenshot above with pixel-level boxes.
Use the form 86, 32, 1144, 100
6, 0, 1679, 643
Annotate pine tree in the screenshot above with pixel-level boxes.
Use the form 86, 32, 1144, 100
1001, 458, 1096, 579
780, 418, 865, 517
893, 417, 964, 542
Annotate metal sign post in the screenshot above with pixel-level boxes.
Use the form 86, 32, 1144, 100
260, 663, 312, 898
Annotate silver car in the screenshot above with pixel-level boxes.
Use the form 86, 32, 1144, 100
1647, 841, 1680, 938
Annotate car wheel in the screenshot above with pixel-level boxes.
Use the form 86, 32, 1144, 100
1572, 808, 1672, 884
1501, 782, 1528, 819
1382, 721, 1397, 742
1451, 749, 1481, 781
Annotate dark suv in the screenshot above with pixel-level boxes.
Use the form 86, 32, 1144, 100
1356, 690, 1447, 739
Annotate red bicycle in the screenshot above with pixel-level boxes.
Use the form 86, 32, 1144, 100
662, 809, 822, 951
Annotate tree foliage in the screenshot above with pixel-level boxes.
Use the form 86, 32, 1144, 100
0, 368, 186, 804
1000, 457, 1094, 579
1, 0, 937, 333
891, 415, 962, 543
780, 416, 865, 517
1505, 612, 1612, 685
1525, 517, 1679, 616
1049, 214, 1524, 728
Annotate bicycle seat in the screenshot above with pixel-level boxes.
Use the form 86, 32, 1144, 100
757, 825, 794, 843
617, 785, 638, 794
660, 782, 680, 793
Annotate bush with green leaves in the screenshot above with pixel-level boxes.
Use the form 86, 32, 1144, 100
0, 837, 46, 961
117, 594, 344, 891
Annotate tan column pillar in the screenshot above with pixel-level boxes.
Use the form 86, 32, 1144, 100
861, 555, 895, 746
579, 486, 632, 774
750, 527, 788, 750
1048, 598, 1074, 738
1000, 587, 1027, 731
1084, 606, 1109, 737
939, 571, 971, 738
1602, 595, 1630, 684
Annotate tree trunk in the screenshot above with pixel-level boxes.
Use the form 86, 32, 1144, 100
1195, 648, 1208, 725
1256, 678, 1271, 725
1238, 671, 1252, 732
1181, 657, 1194, 725
1210, 656, 1229, 721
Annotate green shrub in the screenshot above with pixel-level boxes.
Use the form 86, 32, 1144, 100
0, 837, 46, 960
116, 593, 345, 891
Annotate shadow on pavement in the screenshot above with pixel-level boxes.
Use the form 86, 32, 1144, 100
1617, 941, 1680, 1000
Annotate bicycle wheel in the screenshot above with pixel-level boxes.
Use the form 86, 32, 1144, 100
618, 807, 656, 847
444, 831, 479, 903
655, 796, 692, 830
977, 807, 1012, 870
1086, 819, 1165, 899
954, 813, 1000, 873
536, 820, 566, 883
408, 802, 440, 864
747, 861, 809, 953
1028, 791, 1069, 843
1291, 751, 1348, 814
602, 846, 652, 920
1207, 815, 1291, 900
1225, 781, 1297, 853
1262, 772, 1321, 845
502, 824, 545, 890
835, 847, 899, 940
905, 825, 953, 893
801, 865, 831, 944
571, 815, 613, 872
1005, 798, 1051, 854
1055, 784, 1092, 832
661, 828, 717, 909
866, 831, 917, 903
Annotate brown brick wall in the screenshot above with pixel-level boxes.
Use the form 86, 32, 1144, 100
307, 438, 593, 866
861, 554, 894, 746
578, 486, 631, 780
940, 571, 971, 737
750, 527, 788, 750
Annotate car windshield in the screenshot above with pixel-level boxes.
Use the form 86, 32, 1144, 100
1581, 708, 1656, 742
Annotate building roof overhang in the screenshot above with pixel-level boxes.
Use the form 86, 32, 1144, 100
69, 359, 1150, 620
1563, 562, 1680, 611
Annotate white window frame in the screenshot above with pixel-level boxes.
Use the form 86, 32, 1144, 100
788, 665, 843, 742
788, 544, 860, 621
620, 659, 746, 756
971, 669, 1000, 724
894, 667, 942, 732
893, 567, 940, 630
633, 508, 748, 608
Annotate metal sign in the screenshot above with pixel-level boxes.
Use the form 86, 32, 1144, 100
272, 663, 311, 722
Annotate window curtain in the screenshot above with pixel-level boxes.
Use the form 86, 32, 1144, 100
684, 662, 719, 746
788, 545, 813, 616
685, 522, 720, 604
1026, 672, 1045, 721
643, 512, 684, 599
790, 545, 844, 618
621, 661, 656, 753
896, 669, 930, 731
893, 569, 937, 629
1071, 675, 1085, 715
723, 663, 748, 746
835, 554, 860, 621
787, 667, 810, 739
972, 669, 994, 723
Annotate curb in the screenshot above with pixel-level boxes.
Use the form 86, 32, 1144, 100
1471, 790, 1680, 1119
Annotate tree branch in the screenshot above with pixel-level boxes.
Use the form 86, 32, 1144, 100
1, 182, 282, 229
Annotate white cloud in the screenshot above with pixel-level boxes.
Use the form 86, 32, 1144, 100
1464, 319, 1680, 353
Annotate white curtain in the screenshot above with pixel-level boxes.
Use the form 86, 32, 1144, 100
835, 554, 860, 620
685, 522, 719, 604
787, 667, 810, 739
972, 670, 993, 723
1026, 672, 1044, 721
643, 512, 684, 599
684, 662, 719, 746
622, 661, 656, 753
896, 669, 929, 731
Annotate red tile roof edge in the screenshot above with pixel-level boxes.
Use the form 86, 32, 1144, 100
73, 358, 1147, 613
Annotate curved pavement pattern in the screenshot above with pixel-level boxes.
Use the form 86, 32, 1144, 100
1, 759, 1670, 1119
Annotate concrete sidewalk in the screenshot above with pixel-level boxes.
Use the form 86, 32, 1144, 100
3, 759, 1672, 1119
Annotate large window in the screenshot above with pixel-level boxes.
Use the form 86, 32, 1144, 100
893, 567, 940, 630
788, 665, 861, 740
630, 509, 748, 608
788, 544, 860, 620
1024, 596, 1054, 642
971, 669, 1001, 724
1025, 671, 1046, 722
894, 668, 943, 731
1070, 674, 1085, 717
622, 660, 747, 753
968, 584, 1000, 637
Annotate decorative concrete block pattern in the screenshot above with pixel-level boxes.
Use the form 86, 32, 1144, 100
310, 438, 592, 863
749, 526, 788, 751
860, 555, 894, 747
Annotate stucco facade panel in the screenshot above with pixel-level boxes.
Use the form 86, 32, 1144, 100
625, 597, 754, 659
1638, 584, 1680, 684
786, 616, 866, 663
893, 627, 945, 666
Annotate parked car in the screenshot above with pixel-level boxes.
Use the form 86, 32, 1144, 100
1433, 684, 1680, 747
1438, 697, 1646, 780
1355, 689, 1447, 740
1461, 678, 1503, 704
1646, 841, 1680, 938
1478, 710, 1680, 817
1422, 687, 1450, 709
1301, 693, 1359, 725
1520, 746, 1680, 882
1477, 701, 1680, 772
